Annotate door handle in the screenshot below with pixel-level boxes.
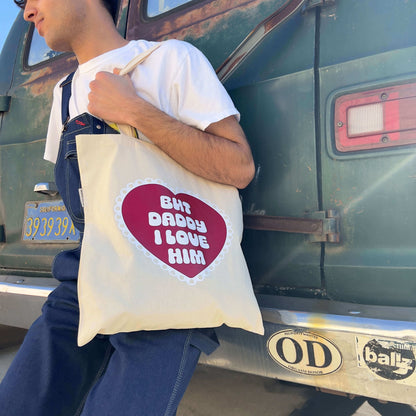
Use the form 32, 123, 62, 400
34, 182, 59, 196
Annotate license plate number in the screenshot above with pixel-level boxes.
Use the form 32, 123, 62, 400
23, 201, 80, 243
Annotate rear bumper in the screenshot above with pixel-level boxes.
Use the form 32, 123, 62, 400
0, 277, 56, 328
1, 280, 416, 404
201, 295, 416, 405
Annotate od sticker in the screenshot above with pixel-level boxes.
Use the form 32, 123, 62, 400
356, 335, 416, 383
114, 180, 232, 285
267, 330, 343, 376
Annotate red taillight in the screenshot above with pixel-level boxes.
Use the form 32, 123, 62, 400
334, 82, 416, 152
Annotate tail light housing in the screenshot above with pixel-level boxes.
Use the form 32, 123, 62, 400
334, 82, 416, 152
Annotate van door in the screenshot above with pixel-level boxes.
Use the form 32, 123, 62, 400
128, 0, 288, 69
0, 2, 129, 280
0, 15, 78, 278
319, 0, 416, 306
128, 0, 322, 296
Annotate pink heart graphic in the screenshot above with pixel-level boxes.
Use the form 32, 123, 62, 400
121, 184, 227, 279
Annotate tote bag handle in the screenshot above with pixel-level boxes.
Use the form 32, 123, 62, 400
109, 43, 162, 137
119, 43, 162, 76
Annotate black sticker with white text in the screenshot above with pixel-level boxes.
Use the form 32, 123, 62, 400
356, 336, 416, 383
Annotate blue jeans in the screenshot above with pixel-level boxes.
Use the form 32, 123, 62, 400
0, 281, 202, 416
0, 113, 217, 415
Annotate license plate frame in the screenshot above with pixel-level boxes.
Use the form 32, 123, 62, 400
22, 200, 80, 243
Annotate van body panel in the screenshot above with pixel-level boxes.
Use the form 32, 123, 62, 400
1, 0, 416, 404
318, 0, 416, 306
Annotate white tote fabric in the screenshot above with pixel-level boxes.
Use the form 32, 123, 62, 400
75, 48, 264, 346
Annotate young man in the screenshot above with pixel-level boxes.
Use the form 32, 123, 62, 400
0, 0, 255, 415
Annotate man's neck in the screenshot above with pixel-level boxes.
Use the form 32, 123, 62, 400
71, 13, 129, 64
74, 35, 129, 65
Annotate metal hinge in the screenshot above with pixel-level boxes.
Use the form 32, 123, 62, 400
307, 209, 340, 243
302, 0, 335, 12
243, 209, 340, 243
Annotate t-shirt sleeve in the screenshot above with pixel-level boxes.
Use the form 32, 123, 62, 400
44, 80, 64, 163
169, 41, 240, 131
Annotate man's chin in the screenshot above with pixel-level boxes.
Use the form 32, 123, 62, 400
44, 38, 72, 54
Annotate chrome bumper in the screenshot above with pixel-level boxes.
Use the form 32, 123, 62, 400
201, 295, 416, 405
2, 280, 416, 404
0, 278, 56, 328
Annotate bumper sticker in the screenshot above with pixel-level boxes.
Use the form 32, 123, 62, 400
356, 336, 416, 382
267, 329, 343, 376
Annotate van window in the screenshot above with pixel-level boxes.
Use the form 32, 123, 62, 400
27, 28, 61, 67
146, 0, 193, 17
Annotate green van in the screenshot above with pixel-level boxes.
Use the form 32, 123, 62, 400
1, 0, 416, 404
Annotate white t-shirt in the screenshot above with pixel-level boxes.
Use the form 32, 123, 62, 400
44, 39, 240, 163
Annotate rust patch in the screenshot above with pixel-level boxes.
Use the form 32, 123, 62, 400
128, 0, 276, 41
117, 0, 130, 25
20, 55, 77, 97
263, 0, 304, 32
129, 0, 306, 81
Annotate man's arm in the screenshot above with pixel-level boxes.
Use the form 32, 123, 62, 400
88, 71, 255, 189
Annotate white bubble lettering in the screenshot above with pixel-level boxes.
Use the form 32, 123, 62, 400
168, 248, 206, 265
162, 212, 176, 227
160, 195, 172, 209
195, 220, 207, 233
198, 235, 209, 249
148, 212, 161, 226
175, 213, 187, 228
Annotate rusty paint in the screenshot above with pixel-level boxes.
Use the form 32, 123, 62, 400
117, 0, 130, 26
126, 0, 308, 79
19, 0, 129, 98
128, 0, 276, 42
263, 0, 304, 32
21, 55, 77, 97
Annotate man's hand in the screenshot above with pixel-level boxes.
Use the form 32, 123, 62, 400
88, 70, 255, 189
88, 69, 138, 126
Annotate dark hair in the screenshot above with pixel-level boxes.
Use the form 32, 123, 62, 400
102, 0, 119, 20
13, 0, 25, 8
13, 0, 119, 20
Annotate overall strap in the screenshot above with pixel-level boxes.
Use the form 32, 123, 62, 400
60, 72, 75, 125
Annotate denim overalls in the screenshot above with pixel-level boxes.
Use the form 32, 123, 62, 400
0, 73, 218, 416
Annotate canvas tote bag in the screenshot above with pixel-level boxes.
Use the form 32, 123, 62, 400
75, 43, 264, 346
